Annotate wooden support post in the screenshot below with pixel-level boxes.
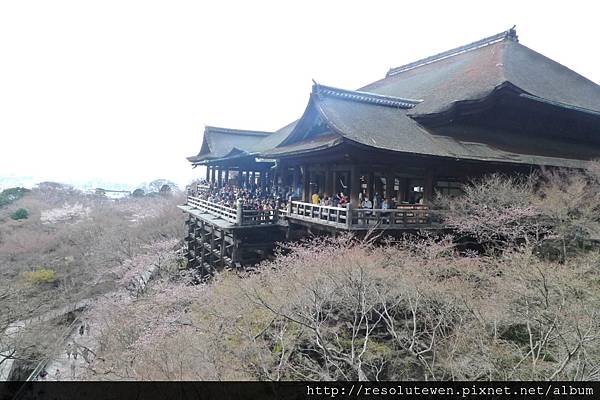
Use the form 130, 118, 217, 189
236, 199, 243, 226
205, 165, 210, 181
199, 220, 205, 267
374, 174, 383, 198
187, 217, 194, 267
399, 177, 408, 202
367, 171, 375, 199
350, 164, 361, 207
210, 226, 216, 267
217, 167, 222, 188
346, 204, 353, 229
220, 233, 225, 269
231, 237, 240, 268
210, 166, 216, 184
424, 169, 434, 204
324, 166, 333, 198
258, 171, 264, 191
302, 164, 310, 202
385, 175, 394, 200
332, 170, 338, 196
224, 168, 229, 186
292, 167, 299, 198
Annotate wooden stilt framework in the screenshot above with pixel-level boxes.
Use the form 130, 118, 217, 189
184, 213, 284, 276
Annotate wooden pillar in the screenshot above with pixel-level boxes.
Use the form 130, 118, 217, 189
220, 233, 226, 269
424, 169, 434, 204
350, 164, 361, 207
205, 165, 210, 181
302, 164, 310, 202
217, 167, 223, 187
399, 177, 408, 203
374, 174, 383, 197
324, 166, 333, 197
224, 168, 229, 186
210, 226, 216, 267
251, 171, 256, 187
210, 166, 216, 184
331, 170, 339, 196
199, 220, 205, 268
243, 170, 249, 187
292, 167, 299, 195
385, 175, 394, 200
236, 199, 243, 226
264, 171, 269, 190
367, 171, 375, 199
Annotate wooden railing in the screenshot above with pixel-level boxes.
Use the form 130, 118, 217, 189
187, 196, 237, 224
288, 201, 349, 228
186, 197, 434, 230
349, 205, 430, 228
286, 201, 432, 229
240, 208, 277, 226
186, 196, 279, 226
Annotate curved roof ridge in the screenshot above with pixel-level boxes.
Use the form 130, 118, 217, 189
204, 125, 272, 137
313, 82, 422, 109
387, 27, 518, 77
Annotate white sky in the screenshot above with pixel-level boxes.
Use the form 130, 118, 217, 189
1, 0, 599, 188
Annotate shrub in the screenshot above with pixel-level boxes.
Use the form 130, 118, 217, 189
0, 187, 30, 207
22, 267, 56, 284
10, 208, 29, 220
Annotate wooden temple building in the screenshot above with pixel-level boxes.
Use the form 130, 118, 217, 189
179, 28, 600, 275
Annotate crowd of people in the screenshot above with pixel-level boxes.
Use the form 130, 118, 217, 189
310, 190, 423, 209
189, 180, 289, 211
189, 180, 424, 211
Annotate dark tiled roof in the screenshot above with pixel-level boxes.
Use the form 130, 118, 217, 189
361, 28, 600, 115
191, 28, 600, 169
187, 126, 271, 164
386, 28, 518, 77
261, 133, 342, 157
265, 84, 595, 169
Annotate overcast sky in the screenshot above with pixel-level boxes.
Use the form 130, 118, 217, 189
1, 0, 599, 188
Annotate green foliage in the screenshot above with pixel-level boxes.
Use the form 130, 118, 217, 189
0, 187, 30, 207
22, 267, 56, 284
10, 208, 29, 220
177, 256, 188, 270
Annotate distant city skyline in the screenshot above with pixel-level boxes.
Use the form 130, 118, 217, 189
1, 1, 599, 187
